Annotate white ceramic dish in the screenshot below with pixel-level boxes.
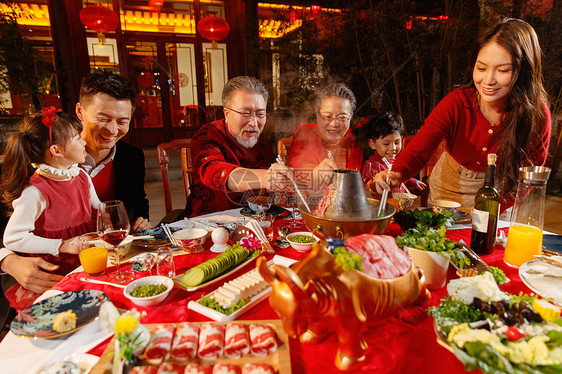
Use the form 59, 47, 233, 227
519, 260, 562, 306
123, 276, 174, 307
405, 247, 449, 289
172, 227, 208, 253
431, 199, 461, 215
246, 195, 273, 214
189, 287, 272, 323
62, 353, 100, 374
392, 192, 417, 207
286, 232, 320, 252
187, 256, 297, 322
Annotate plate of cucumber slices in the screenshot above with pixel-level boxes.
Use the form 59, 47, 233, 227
172, 244, 260, 292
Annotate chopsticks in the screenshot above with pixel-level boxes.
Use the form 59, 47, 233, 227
162, 224, 178, 246
276, 155, 311, 213
246, 219, 275, 254
378, 164, 393, 217
381, 157, 412, 195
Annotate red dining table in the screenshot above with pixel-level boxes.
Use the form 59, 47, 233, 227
50, 221, 523, 374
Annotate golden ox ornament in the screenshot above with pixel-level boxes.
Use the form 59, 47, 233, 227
257, 244, 430, 371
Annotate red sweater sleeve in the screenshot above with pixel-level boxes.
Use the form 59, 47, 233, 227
392, 91, 459, 180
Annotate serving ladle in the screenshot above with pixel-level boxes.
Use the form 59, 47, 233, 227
276, 155, 311, 213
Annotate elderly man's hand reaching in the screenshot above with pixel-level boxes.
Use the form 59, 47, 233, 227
266, 162, 295, 192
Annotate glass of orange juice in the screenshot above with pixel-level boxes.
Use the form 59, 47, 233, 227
503, 224, 543, 268
78, 233, 108, 277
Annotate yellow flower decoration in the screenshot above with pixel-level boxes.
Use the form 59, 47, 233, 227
115, 315, 138, 335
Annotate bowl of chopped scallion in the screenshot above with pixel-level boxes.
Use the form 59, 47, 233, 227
124, 276, 174, 307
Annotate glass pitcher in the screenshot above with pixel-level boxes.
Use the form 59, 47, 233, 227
503, 166, 551, 268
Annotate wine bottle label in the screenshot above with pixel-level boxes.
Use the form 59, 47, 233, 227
472, 208, 489, 233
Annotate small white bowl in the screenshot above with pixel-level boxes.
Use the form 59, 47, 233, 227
286, 232, 320, 253
246, 195, 273, 214
392, 192, 418, 207
405, 247, 449, 289
173, 228, 208, 253
123, 276, 173, 307
431, 199, 461, 215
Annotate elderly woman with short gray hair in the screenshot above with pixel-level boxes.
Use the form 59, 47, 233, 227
287, 83, 364, 193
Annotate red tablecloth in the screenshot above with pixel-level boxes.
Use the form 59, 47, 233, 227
53, 224, 526, 374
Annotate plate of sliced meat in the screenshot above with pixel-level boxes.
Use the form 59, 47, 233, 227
91, 320, 291, 374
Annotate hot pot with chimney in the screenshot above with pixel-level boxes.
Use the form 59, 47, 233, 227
299, 170, 396, 239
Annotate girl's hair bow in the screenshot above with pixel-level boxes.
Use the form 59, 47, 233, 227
42, 106, 58, 146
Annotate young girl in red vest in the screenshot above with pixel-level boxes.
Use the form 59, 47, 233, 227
1, 107, 102, 311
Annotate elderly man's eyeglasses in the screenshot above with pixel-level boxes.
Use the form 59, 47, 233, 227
226, 107, 267, 120
318, 113, 351, 124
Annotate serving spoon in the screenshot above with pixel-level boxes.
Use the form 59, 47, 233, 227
276, 155, 311, 213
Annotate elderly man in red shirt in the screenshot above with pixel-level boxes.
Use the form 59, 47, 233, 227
185, 76, 292, 217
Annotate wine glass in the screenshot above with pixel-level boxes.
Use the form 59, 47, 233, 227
362, 160, 374, 184
97, 200, 133, 283
289, 194, 304, 229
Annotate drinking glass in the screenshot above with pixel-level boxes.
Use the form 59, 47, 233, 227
156, 247, 175, 277
78, 232, 108, 277
236, 216, 247, 227
98, 200, 133, 283
258, 213, 275, 241
362, 160, 374, 184
504, 166, 551, 267
289, 194, 304, 229
142, 253, 157, 275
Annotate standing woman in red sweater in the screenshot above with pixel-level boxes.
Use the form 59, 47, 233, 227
370, 18, 551, 211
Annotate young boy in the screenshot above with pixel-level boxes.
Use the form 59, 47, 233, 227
361, 112, 426, 192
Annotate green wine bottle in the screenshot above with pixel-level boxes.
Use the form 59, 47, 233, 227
471, 153, 501, 254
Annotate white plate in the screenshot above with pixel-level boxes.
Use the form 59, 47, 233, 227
519, 260, 562, 305
63, 353, 99, 374
188, 287, 273, 322
187, 256, 297, 322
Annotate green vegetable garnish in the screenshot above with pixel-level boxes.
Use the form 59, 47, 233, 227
488, 266, 507, 285
411, 208, 453, 227
199, 295, 247, 315
131, 284, 167, 298
396, 224, 470, 268
290, 235, 317, 244
332, 247, 363, 272
428, 298, 484, 324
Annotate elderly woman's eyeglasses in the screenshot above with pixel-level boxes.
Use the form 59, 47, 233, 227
226, 107, 267, 120
318, 113, 351, 124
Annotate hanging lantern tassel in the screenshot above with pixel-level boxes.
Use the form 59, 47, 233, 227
197, 15, 230, 49
79, 5, 119, 43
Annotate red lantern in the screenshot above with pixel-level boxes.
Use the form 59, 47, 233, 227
311, 5, 321, 15
197, 15, 230, 49
79, 5, 119, 43
289, 10, 298, 23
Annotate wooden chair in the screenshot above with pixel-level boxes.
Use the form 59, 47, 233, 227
156, 138, 193, 216
277, 135, 294, 164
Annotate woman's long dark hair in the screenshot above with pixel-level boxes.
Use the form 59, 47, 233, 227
470, 18, 548, 194
0, 111, 82, 211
